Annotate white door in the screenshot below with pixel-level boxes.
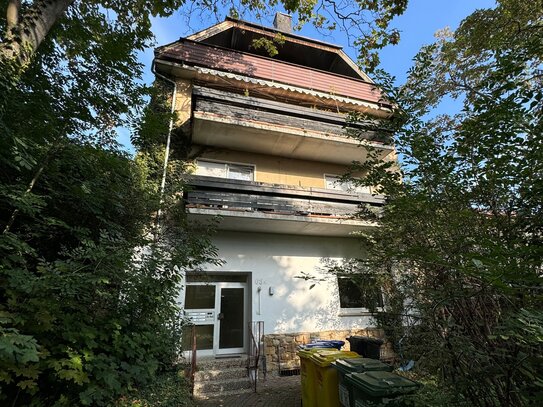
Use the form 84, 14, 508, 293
184, 282, 247, 356
215, 282, 247, 355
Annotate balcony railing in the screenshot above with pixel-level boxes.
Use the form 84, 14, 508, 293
184, 176, 384, 219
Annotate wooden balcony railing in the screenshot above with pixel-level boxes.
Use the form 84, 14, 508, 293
184, 176, 383, 218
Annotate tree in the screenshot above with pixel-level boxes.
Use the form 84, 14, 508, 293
341, 1, 543, 405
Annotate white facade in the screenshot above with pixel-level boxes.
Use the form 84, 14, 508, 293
209, 231, 374, 332
181, 231, 376, 356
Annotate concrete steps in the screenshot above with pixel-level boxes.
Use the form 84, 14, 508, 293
193, 356, 255, 400
197, 355, 250, 370
195, 366, 248, 381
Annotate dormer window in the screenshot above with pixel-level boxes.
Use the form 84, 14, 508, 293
195, 160, 254, 181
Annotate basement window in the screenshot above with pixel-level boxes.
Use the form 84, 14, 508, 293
195, 160, 254, 181
337, 275, 383, 315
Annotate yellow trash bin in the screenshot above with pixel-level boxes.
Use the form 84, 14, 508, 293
297, 347, 328, 407
310, 350, 359, 407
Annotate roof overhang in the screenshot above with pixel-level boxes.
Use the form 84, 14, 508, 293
154, 59, 392, 117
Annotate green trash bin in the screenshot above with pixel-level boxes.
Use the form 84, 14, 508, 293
331, 358, 393, 407
346, 371, 420, 406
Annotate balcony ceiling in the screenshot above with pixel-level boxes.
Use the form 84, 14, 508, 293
187, 208, 376, 237
192, 112, 394, 165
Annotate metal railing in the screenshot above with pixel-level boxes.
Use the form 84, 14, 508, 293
187, 325, 197, 394
247, 321, 265, 392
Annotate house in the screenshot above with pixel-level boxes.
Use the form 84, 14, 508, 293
153, 13, 395, 374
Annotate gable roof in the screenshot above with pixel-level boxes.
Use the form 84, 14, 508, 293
181, 17, 373, 83
153, 16, 391, 113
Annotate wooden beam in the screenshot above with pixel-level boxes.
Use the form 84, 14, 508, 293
186, 190, 361, 215
195, 99, 348, 136
193, 86, 391, 136
185, 175, 385, 205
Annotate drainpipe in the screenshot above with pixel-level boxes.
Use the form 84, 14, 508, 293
151, 61, 177, 224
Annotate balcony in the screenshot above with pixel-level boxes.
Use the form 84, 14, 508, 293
184, 176, 383, 237
191, 87, 394, 165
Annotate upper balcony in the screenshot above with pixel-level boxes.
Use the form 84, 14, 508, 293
190, 86, 394, 166
184, 175, 383, 237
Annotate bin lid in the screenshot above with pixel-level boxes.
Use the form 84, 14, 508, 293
346, 371, 420, 397
347, 336, 384, 345
310, 350, 359, 367
332, 357, 393, 374
312, 340, 345, 347
297, 347, 330, 359
300, 341, 343, 349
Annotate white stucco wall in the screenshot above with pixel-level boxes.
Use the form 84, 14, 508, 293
199, 230, 376, 334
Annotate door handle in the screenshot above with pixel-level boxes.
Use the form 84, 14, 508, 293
218, 312, 224, 320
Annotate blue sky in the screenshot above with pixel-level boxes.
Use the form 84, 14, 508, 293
118, 0, 496, 152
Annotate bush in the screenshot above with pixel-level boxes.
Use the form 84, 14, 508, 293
116, 366, 195, 407
0, 143, 215, 405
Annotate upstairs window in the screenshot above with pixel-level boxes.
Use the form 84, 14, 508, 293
337, 275, 384, 312
325, 175, 370, 194
195, 160, 254, 181
228, 164, 254, 181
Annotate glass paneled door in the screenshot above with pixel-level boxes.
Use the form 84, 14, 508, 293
216, 282, 246, 355
184, 281, 247, 356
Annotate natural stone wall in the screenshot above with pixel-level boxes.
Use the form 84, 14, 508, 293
262, 328, 395, 374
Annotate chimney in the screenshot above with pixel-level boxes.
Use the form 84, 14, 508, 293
273, 12, 292, 33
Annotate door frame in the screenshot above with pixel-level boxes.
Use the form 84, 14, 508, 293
214, 282, 248, 355
184, 279, 248, 357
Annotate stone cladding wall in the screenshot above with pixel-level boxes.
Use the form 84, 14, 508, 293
262, 328, 395, 374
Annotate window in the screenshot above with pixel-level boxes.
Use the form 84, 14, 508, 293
228, 164, 253, 181
325, 175, 370, 194
195, 160, 254, 181
337, 276, 384, 312
195, 160, 227, 178
184, 285, 215, 309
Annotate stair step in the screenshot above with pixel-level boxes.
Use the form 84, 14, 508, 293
196, 355, 249, 370
195, 367, 248, 381
194, 377, 253, 395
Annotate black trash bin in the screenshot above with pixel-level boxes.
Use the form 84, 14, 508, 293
346, 336, 384, 359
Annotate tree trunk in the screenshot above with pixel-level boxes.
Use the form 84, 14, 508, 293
1, 0, 74, 67
1, 0, 74, 115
